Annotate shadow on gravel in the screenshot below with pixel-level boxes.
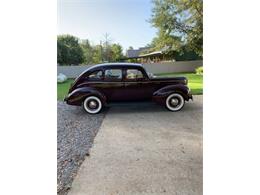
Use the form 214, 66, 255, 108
57, 101, 106, 195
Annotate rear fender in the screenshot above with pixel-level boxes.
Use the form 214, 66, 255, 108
153, 84, 190, 105
65, 87, 107, 106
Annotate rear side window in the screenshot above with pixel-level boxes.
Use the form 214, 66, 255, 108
104, 69, 122, 81
87, 70, 103, 81
126, 69, 144, 81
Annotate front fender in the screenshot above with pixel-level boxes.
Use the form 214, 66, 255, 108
65, 87, 107, 106
153, 84, 191, 105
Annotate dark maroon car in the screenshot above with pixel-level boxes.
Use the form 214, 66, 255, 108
64, 63, 193, 114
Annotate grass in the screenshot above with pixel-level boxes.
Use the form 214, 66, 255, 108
57, 73, 203, 100
57, 79, 74, 101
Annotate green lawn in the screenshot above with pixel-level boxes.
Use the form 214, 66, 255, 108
57, 73, 203, 100
57, 79, 74, 101
155, 72, 203, 95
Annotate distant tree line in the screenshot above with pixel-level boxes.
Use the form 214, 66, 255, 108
57, 34, 124, 66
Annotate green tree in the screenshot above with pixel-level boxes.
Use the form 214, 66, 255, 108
57, 34, 84, 65
150, 0, 203, 56
92, 45, 103, 64
80, 39, 94, 64
110, 44, 123, 62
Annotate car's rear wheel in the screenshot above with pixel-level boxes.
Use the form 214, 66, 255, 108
166, 93, 185, 112
83, 96, 102, 114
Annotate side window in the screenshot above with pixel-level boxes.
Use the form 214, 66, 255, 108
126, 69, 144, 81
87, 70, 103, 81
104, 69, 122, 81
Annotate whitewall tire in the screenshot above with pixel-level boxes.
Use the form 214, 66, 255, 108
83, 96, 102, 114
166, 93, 185, 112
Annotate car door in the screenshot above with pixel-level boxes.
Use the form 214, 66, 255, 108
102, 68, 125, 102
123, 68, 153, 101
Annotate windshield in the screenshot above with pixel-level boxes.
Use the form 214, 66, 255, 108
142, 66, 155, 78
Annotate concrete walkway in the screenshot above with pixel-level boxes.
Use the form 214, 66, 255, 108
68, 96, 203, 195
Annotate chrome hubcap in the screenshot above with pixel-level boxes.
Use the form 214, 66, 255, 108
88, 100, 97, 109
170, 98, 179, 106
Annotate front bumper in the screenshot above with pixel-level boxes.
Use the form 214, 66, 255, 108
188, 93, 193, 101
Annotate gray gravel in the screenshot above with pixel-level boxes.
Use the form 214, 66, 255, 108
57, 101, 105, 195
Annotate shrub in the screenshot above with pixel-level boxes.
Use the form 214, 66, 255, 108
196, 66, 203, 75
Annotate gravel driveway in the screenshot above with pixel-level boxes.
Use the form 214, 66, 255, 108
57, 101, 105, 195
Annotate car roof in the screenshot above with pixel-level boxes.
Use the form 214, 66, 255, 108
75, 63, 147, 81
76, 63, 144, 79
83, 62, 144, 74
90, 62, 143, 69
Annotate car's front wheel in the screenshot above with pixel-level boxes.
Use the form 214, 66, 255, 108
83, 96, 102, 114
166, 93, 185, 112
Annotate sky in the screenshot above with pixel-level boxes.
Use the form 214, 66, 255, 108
57, 0, 157, 51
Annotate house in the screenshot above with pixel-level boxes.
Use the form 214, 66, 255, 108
126, 47, 150, 58
125, 46, 171, 63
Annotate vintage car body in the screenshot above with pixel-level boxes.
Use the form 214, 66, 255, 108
64, 63, 193, 114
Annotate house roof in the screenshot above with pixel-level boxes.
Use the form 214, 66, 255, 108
139, 50, 163, 57
126, 50, 140, 58
126, 47, 150, 58
126, 46, 170, 59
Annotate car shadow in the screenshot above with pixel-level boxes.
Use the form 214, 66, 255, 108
106, 102, 166, 114
105, 101, 202, 114
59, 98, 202, 116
